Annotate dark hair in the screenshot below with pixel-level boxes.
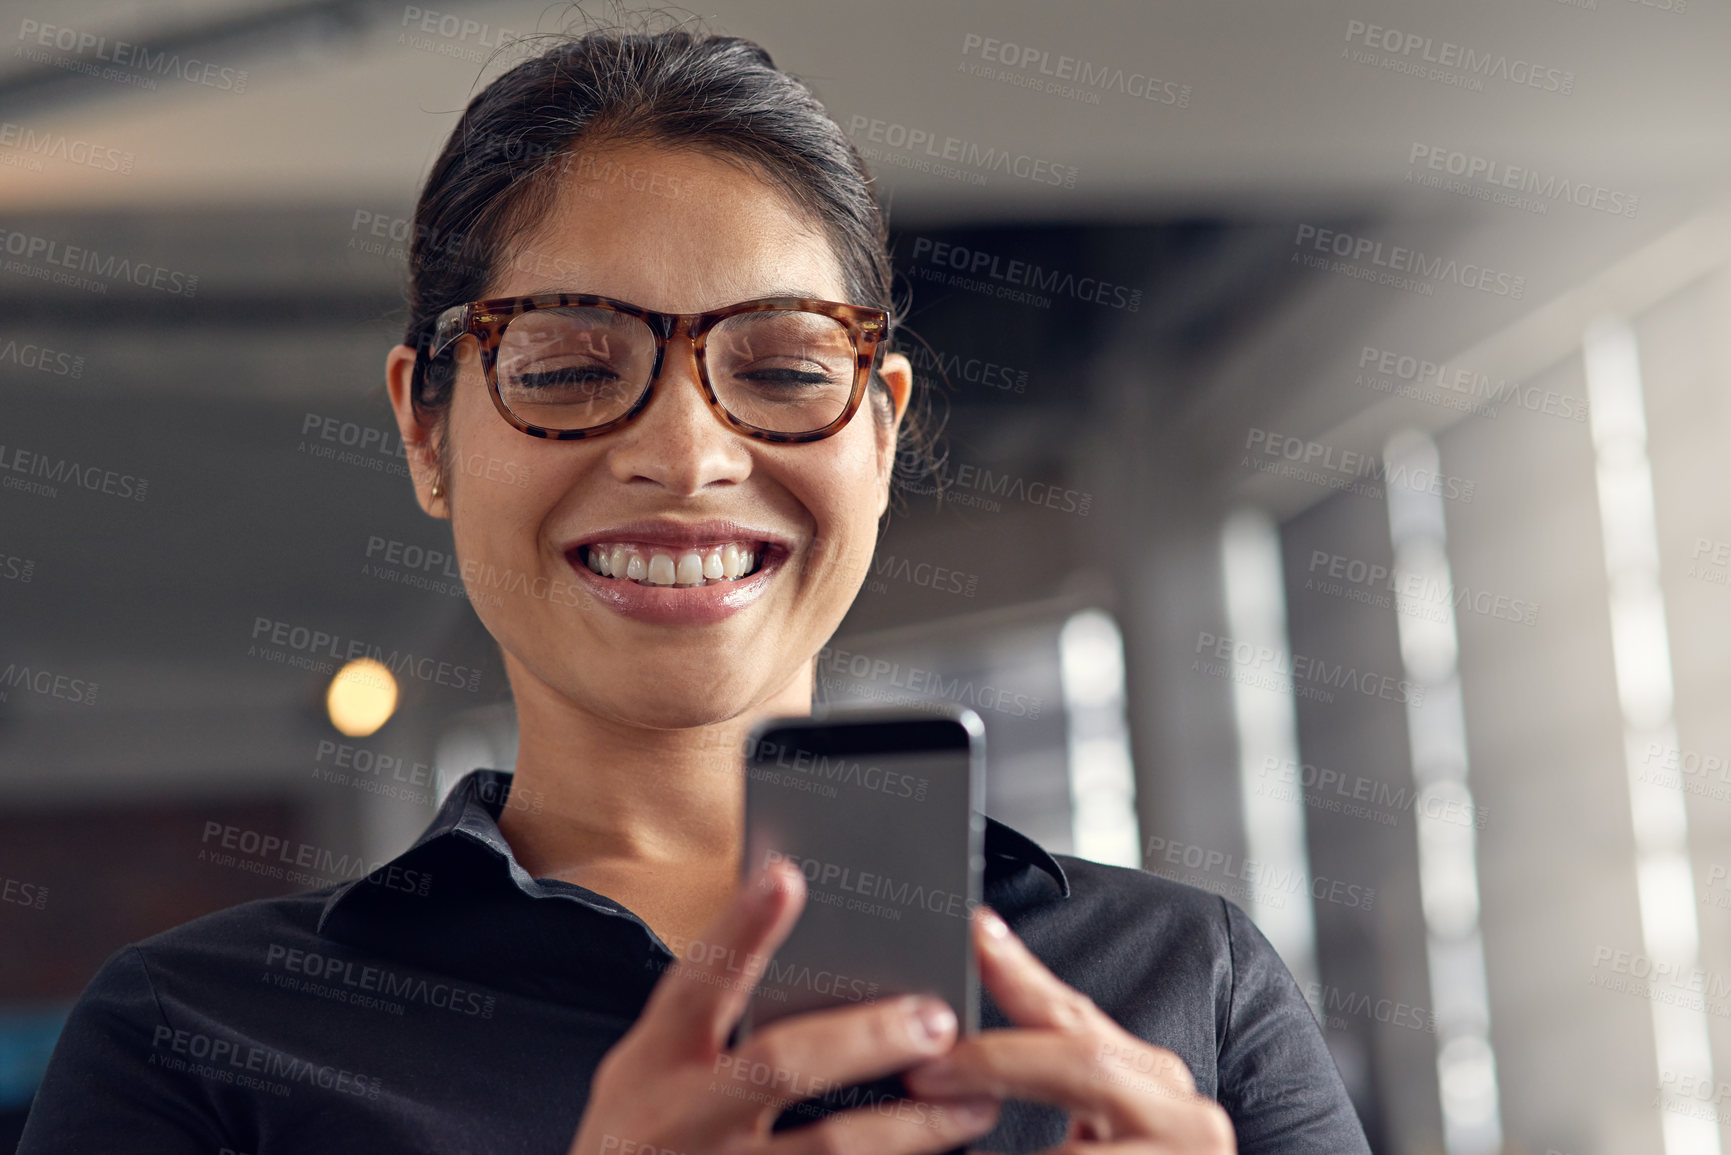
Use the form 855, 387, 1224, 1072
400, 23, 938, 511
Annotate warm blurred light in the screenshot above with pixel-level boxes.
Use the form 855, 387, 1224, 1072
325, 658, 398, 737
1220, 507, 1317, 994
1059, 609, 1141, 867
1584, 317, 1719, 1155
1385, 428, 1502, 1155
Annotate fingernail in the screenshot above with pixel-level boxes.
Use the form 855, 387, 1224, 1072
909, 997, 956, 1046
980, 908, 1009, 940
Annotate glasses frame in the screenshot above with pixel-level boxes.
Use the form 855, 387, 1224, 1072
427, 292, 890, 443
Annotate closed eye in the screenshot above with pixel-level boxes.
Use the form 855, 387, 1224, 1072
733, 367, 837, 388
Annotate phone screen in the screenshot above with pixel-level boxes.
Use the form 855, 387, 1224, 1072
740, 708, 985, 1038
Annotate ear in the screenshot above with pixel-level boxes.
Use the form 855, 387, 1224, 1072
385, 344, 451, 519
875, 351, 912, 520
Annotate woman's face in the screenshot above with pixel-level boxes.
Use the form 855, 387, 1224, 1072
387, 143, 911, 732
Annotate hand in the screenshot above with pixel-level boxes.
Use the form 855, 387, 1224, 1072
901, 907, 1237, 1154
567, 858, 1002, 1155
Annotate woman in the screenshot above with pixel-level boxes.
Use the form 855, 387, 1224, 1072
18, 26, 1369, 1155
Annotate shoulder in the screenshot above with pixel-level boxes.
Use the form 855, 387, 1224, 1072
48, 887, 347, 1095
1036, 854, 1324, 1043
1040, 853, 1309, 998
1036, 852, 1242, 978
132, 886, 339, 969
77, 886, 341, 1021
19, 888, 345, 1151
1055, 852, 1239, 935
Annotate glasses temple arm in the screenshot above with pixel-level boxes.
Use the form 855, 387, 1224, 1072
426, 304, 471, 362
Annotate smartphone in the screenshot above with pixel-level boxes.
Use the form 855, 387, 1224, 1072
738, 703, 987, 1047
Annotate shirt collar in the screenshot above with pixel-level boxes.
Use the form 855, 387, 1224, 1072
321, 767, 1069, 938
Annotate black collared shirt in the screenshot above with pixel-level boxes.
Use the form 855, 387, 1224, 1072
19, 769, 1369, 1154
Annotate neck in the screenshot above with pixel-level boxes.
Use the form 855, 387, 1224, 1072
494, 654, 814, 883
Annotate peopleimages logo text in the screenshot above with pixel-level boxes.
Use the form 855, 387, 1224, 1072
0, 121, 133, 173
845, 115, 1078, 188
1343, 19, 1574, 95
1407, 144, 1637, 219
1357, 346, 1587, 422
764, 850, 975, 919
0, 443, 148, 501
248, 618, 481, 692
0, 229, 198, 296
16, 20, 249, 92
959, 33, 1191, 107
909, 237, 1141, 312
1194, 630, 1423, 706
1293, 225, 1524, 299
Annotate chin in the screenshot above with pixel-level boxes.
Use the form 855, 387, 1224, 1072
588, 675, 776, 733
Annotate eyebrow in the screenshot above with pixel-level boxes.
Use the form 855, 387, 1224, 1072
512, 285, 833, 307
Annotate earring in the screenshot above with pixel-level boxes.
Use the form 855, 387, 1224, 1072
431, 481, 443, 498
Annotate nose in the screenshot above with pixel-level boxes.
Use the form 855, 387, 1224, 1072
602, 331, 752, 495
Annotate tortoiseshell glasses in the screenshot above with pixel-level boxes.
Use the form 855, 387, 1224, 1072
427, 293, 890, 443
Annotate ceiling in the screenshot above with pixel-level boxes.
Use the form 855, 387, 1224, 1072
1, 0, 1727, 217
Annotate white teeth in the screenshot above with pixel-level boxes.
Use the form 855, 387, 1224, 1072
585, 541, 766, 587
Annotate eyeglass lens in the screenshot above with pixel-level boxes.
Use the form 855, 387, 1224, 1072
493, 307, 859, 434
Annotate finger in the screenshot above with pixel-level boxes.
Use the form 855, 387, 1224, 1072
1029, 1098, 1236, 1153
636, 858, 806, 1058
726, 993, 961, 1123
768, 1095, 1001, 1155
1028, 1143, 1177, 1155
903, 1031, 1200, 1130
970, 906, 1112, 1033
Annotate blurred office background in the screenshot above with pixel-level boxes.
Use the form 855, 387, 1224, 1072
4, 0, 1731, 1151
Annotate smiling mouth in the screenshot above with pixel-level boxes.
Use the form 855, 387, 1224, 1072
577, 541, 768, 588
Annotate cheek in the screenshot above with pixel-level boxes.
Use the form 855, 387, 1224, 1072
805, 438, 888, 578
444, 391, 559, 555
